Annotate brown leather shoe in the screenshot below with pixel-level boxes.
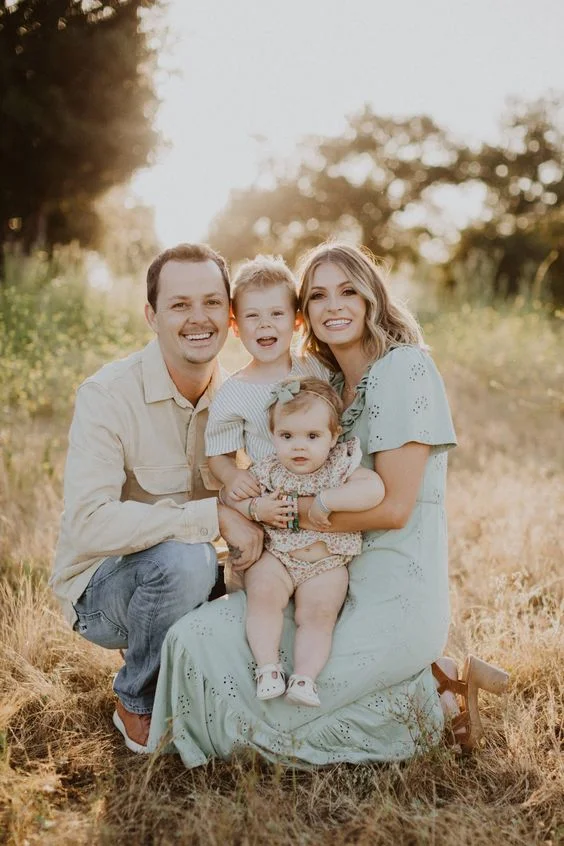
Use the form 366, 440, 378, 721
112, 699, 151, 753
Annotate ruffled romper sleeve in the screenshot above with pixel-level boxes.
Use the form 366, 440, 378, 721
364, 346, 457, 454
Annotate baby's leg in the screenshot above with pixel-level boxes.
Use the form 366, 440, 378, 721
245, 551, 293, 667
293, 566, 349, 681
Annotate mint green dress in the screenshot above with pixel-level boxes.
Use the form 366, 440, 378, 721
148, 346, 457, 766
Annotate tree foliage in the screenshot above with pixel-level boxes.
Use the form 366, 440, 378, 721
209, 98, 564, 304
0, 0, 161, 252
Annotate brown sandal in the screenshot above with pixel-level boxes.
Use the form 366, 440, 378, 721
432, 655, 509, 751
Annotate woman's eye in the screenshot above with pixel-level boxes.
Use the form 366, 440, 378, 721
309, 292, 324, 300
342, 288, 357, 296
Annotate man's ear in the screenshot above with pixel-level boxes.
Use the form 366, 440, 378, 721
145, 302, 157, 333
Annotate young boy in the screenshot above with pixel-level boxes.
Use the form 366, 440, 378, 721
206, 255, 328, 503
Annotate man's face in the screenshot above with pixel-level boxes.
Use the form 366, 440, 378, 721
145, 259, 230, 369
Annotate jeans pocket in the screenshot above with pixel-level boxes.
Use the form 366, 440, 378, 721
73, 609, 128, 649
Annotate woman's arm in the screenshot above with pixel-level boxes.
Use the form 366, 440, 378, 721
299, 442, 430, 532
320, 466, 385, 512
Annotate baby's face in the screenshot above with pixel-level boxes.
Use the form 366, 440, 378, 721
270, 397, 338, 475
233, 286, 297, 364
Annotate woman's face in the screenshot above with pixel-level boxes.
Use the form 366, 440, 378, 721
306, 262, 367, 352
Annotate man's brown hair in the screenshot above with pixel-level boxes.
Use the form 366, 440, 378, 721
146, 243, 230, 310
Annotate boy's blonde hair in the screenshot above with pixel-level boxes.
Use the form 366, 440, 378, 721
231, 255, 298, 313
268, 377, 343, 436
298, 241, 424, 371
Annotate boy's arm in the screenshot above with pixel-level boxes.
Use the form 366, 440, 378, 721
208, 453, 260, 500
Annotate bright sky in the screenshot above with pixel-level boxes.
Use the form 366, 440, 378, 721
133, 0, 564, 246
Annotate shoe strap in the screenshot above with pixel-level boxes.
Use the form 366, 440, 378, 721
431, 662, 467, 696
255, 663, 284, 680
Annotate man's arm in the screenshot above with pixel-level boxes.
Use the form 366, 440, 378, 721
299, 442, 430, 532
61, 381, 219, 560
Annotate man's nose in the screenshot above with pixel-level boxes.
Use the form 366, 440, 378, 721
186, 302, 207, 324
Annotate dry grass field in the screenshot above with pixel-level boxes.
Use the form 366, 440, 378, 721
0, 269, 563, 845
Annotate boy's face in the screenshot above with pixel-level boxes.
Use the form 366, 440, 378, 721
233, 286, 299, 365
270, 398, 338, 475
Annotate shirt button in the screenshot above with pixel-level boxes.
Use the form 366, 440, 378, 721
200, 528, 208, 536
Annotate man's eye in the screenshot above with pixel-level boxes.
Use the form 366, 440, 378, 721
207, 299, 222, 306
172, 302, 188, 309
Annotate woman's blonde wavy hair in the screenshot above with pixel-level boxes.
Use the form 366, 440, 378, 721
298, 241, 425, 371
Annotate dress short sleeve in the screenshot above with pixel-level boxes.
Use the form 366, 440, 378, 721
365, 347, 457, 454
205, 381, 245, 457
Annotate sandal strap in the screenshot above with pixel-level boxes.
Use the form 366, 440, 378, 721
255, 663, 284, 681
288, 674, 317, 692
431, 662, 467, 697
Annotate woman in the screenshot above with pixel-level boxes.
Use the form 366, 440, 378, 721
147, 242, 506, 765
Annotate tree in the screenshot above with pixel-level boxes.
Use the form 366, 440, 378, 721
450, 97, 564, 303
208, 105, 469, 267
0, 0, 161, 254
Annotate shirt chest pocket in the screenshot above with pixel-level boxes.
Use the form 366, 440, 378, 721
128, 464, 190, 505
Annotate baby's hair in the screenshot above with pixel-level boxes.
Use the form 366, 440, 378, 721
231, 255, 298, 313
268, 377, 343, 436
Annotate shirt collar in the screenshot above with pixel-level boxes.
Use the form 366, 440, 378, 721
141, 339, 224, 410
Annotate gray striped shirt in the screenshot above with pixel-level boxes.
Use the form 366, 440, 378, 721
205, 355, 330, 462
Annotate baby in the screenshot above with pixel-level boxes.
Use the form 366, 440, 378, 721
238, 378, 385, 706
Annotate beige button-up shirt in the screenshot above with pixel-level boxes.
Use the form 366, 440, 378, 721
50, 339, 223, 626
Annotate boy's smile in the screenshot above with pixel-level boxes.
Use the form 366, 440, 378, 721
233, 286, 299, 365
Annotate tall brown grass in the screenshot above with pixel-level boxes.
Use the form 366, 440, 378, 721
0, 296, 562, 845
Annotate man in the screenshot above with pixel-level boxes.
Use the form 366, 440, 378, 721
50, 243, 263, 752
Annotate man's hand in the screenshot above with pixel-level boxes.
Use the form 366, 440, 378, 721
224, 468, 261, 501
218, 503, 263, 572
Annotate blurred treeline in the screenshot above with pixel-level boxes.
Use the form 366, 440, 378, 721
209, 99, 564, 305
0, 0, 162, 275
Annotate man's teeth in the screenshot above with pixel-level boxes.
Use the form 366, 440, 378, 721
184, 332, 213, 340
325, 319, 350, 326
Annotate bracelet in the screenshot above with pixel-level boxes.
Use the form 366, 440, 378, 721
315, 490, 332, 515
284, 491, 299, 532
249, 497, 260, 522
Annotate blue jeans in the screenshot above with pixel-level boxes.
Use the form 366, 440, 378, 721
73, 541, 219, 713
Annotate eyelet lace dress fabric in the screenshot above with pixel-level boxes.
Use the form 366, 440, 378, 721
148, 346, 457, 767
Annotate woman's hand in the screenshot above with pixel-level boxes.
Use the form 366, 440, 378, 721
255, 490, 296, 529
307, 494, 332, 530
224, 469, 261, 501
